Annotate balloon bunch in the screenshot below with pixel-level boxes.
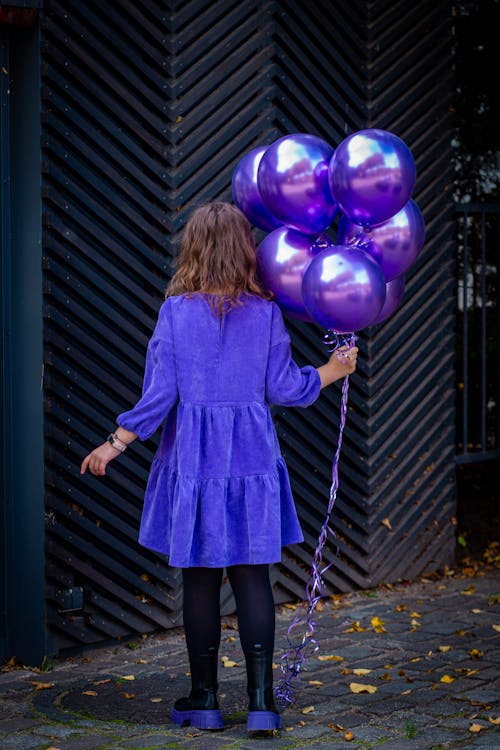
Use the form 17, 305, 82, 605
232, 129, 425, 333
232, 129, 424, 709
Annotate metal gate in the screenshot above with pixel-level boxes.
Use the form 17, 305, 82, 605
41, 0, 457, 654
455, 203, 500, 464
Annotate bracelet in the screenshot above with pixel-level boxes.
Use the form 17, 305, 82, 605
107, 433, 128, 452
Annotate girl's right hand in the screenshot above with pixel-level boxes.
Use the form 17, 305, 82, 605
332, 345, 358, 377
317, 345, 359, 388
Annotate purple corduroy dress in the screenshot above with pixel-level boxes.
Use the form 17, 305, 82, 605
117, 294, 321, 567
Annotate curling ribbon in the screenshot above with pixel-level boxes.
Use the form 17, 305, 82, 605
275, 331, 357, 709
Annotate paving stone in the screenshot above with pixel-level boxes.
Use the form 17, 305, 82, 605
0, 737, 45, 750
52, 736, 118, 750
0, 718, 42, 733
32, 724, 80, 738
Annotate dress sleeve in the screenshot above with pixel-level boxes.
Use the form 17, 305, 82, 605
116, 300, 178, 440
265, 303, 321, 407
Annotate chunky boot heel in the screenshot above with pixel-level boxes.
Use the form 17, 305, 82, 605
171, 648, 224, 730
244, 645, 281, 732
171, 700, 223, 729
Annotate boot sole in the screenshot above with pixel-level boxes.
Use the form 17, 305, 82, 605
171, 707, 224, 730
247, 710, 281, 731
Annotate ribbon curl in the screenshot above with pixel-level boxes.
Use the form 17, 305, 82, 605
275, 331, 357, 709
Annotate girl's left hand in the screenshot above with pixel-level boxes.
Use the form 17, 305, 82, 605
80, 442, 120, 476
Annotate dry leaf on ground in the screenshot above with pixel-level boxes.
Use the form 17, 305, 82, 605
31, 682, 55, 690
343, 621, 368, 633
349, 682, 377, 694
469, 722, 486, 732
221, 656, 239, 667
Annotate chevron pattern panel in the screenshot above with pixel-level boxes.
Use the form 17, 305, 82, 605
271, 0, 456, 598
41, 0, 456, 652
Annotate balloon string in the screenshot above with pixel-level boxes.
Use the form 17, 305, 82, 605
275, 332, 357, 709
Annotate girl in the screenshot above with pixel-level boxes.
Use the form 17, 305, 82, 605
81, 202, 357, 733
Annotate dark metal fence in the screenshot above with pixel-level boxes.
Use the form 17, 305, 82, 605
455, 203, 500, 464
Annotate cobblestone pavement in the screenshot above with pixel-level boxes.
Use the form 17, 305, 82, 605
1, 567, 499, 750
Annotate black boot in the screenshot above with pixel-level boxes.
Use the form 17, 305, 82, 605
171, 646, 223, 730
244, 644, 281, 731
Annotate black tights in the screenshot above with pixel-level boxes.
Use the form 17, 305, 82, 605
182, 564, 275, 656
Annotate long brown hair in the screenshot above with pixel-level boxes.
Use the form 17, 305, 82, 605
166, 202, 272, 310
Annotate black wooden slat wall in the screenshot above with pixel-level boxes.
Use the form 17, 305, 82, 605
41, 0, 456, 652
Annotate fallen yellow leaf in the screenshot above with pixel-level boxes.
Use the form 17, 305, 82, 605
120, 675, 135, 681
344, 730, 355, 741
136, 659, 148, 664
488, 716, 500, 725
301, 705, 315, 714
395, 603, 407, 612
493, 624, 500, 632
317, 654, 344, 661
308, 680, 323, 686
440, 675, 455, 683
469, 649, 483, 659
353, 668, 372, 675
150, 697, 162, 703
328, 723, 344, 732
371, 616, 386, 633
349, 682, 377, 694
461, 584, 475, 595
31, 681, 55, 690
82, 690, 98, 696
409, 611, 421, 618
469, 722, 486, 733
439, 645, 452, 652
122, 692, 135, 699
471, 609, 482, 614
343, 621, 368, 633
381, 517, 392, 530
221, 656, 238, 668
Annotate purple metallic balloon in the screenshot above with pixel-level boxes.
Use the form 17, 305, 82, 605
257, 133, 337, 235
372, 274, 405, 325
337, 199, 425, 282
301, 245, 386, 333
232, 146, 282, 232
257, 228, 328, 321
328, 129, 416, 227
